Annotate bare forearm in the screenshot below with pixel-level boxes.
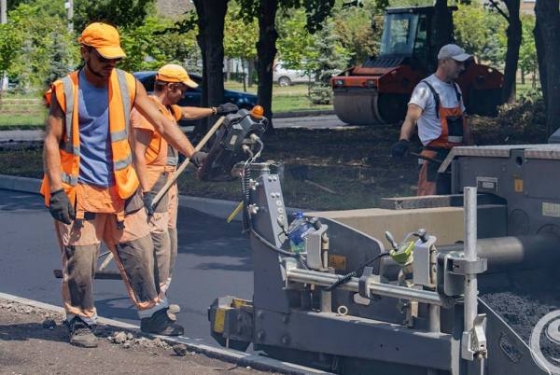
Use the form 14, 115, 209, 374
399, 118, 416, 141
43, 135, 63, 191
181, 106, 214, 120
399, 104, 422, 141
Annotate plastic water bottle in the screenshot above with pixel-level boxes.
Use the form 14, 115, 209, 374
287, 212, 311, 254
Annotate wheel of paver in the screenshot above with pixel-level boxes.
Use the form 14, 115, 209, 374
278, 76, 291, 87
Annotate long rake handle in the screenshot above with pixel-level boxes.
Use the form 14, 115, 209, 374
151, 116, 225, 208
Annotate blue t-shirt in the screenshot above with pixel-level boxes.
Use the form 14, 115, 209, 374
76, 70, 114, 187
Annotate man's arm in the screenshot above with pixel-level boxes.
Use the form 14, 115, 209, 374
131, 111, 152, 192
398, 103, 423, 141
43, 96, 65, 192
180, 106, 214, 120
133, 81, 196, 158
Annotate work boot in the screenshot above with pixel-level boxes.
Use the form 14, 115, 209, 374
168, 304, 181, 314
141, 308, 184, 336
167, 304, 181, 321
67, 317, 98, 348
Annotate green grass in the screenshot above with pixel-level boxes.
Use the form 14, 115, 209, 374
225, 81, 333, 113
0, 98, 46, 128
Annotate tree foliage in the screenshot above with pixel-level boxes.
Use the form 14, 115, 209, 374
119, 16, 199, 72
7, 1, 76, 91
454, 3, 507, 67
518, 15, 537, 85
73, 0, 155, 31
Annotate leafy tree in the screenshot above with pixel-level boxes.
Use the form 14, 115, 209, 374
0, 23, 23, 96
454, 3, 506, 66
224, 1, 259, 88
73, 0, 155, 31
485, 0, 522, 103
8, 1, 76, 92
119, 16, 199, 72
518, 15, 537, 87
275, 9, 350, 74
44, 30, 74, 88
233, 0, 339, 131
334, 2, 381, 66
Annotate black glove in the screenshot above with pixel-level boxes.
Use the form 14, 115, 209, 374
191, 151, 207, 169
216, 103, 239, 115
49, 189, 75, 225
391, 139, 410, 159
143, 191, 156, 216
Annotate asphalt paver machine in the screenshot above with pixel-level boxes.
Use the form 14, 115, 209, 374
206, 115, 560, 374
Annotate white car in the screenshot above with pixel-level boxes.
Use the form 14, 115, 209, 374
272, 62, 312, 86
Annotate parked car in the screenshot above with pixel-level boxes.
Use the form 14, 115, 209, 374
133, 71, 258, 126
272, 62, 312, 86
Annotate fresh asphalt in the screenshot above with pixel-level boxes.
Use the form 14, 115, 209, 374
0, 188, 253, 343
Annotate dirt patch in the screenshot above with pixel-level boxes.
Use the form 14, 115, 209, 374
0, 298, 278, 375
0, 98, 548, 211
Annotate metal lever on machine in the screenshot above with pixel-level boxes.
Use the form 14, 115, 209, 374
385, 231, 399, 249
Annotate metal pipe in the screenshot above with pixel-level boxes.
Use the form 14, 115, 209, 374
440, 234, 560, 271
286, 268, 445, 306
464, 186, 478, 332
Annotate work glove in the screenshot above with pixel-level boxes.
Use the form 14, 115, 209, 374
191, 151, 208, 169
143, 191, 156, 217
216, 103, 239, 115
49, 189, 75, 225
391, 139, 410, 159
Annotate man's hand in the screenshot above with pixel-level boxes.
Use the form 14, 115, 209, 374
143, 191, 156, 216
191, 151, 207, 169
49, 189, 75, 224
216, 103, 239, 115
391, 139, 410, 159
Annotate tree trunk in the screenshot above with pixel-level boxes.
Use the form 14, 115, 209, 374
193, 0, 229, 136
431, 0, 454, 71
256, 0, 278, 133
534, 0, 560, 138
502, 0, 522, 104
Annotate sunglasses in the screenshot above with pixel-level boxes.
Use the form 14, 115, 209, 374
91, 48, 122, 64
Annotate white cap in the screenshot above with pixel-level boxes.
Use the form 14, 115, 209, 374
437, 44, 472, 62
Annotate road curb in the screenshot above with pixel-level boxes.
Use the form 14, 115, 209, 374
0, 292, 333, 375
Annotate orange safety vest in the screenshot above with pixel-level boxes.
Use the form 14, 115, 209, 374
421, 80, 466, 149
40, 69, 138, 207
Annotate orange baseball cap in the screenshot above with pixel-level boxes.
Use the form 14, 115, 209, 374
78, 22, 126, 59
156, 64, 198, 88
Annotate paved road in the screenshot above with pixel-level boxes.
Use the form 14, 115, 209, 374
0, 189, 252, 347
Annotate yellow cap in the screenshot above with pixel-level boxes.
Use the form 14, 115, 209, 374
156, 64, 198, 88
78, 22, 126, 59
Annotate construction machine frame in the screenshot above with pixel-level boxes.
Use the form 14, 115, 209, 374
208, 122, 560, 374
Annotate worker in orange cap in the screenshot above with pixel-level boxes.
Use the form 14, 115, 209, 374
41, 22, 201, 347
131, 64, 238, 319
